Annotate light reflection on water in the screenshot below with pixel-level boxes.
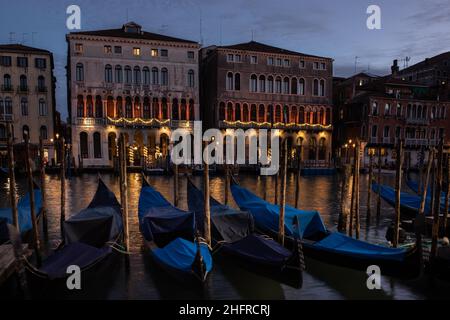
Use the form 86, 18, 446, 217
1, 171, 449, 299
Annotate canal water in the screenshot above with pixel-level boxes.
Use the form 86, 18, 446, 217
1, 172, 450, 299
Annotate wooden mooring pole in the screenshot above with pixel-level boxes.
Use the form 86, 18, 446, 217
39, 137, 48, 237
278, 140, 288, 246
354, 141, 361, 239
338, 164, 349, 233
349, 145, 356, 237
60, 137, 66, 241
225, 165, 230, 205
24, 132, 41, 266
431, 140, 444, 258
295, 145, 302, 209
393, 140, 403, 248
376, 146, 382, 217
6, 123, 18, 229
443, 154, 450, 235
203, 142, 211, 246
174, 163, 179, 207
274, 171, 279, 205
367, 152, 374, 218
119, 134, 129, 252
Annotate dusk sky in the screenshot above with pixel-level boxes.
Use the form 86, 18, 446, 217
1, 0, 449, 119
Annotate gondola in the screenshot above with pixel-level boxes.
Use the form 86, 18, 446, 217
138, 176, 212, 286
25, 178, 123, 289
406, 177, 448, 200
0, 181, 42, 244
187, 179, 303, 288
230, 178, 421, 279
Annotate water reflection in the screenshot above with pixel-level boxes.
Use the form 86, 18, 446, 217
1, 171, 449, 299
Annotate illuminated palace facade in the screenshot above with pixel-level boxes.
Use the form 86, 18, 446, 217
66, 22, 200, 168
200, 41, 333, 167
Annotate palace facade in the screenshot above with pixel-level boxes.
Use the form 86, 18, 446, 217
0, 44, 56, 168
200, 41, 333, 167
66, 22, 200, 169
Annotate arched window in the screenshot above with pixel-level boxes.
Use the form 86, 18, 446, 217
412, 104, 417, 119
80, 132, 89, 158
95, 96, 103, 118
38, 76, 45, 91
0, 124, 5, 140
219, 102, 226, 121
259, 75, 266, 93
161, 98, 168, 119
105, 65, 113, 83
372, 102, 379, 116
299, 78, 305, 95
116, 97, 123, 117
313, 79, 319, 96
250, 74, 257, 92
172, 98, 179, 120
319, 79, 325, 96
22, 125, 30, 141
20, 75, 27, 90
431, 106, 436, 119
107, 96, 114, 117
313, 109, 318, 124
93, 132, 102, 158
143, 67, 150, 85
291, 106, 297, 123
143, 97, 151, 119
283, 105, 289, 123
283, 77, 289, 94
258, 105, 265, 122
318, 138, 326, 160
161, 68, 168, 86
76, 63, 84, 81
39, 99, 47, 116
267, 105, 274, 124
134, 66, 141, 84
299, 106, 305, 123
124, 66, 132, 84
3, 74, 11, 89
226, 72, 233, 91
275, 77, 282, 93
187, 69, 195, 87
40, 126, 48, 140
4, 98, 12, 116
115, 65, 123, 83
422, 106, 427, 119
325, 108, 331, 125
234, 73, 240, 91
250, 104, 257, 122
319, 108, 325, 124
152, 67, 159, 85
291, 78, 298, 94
152, 98, 160, 119
189, 99, 195, 121
243, 104, 249, 122
417, 105, 422, 119
234, 103, 241, 121
226, 102, 233, 121
267, 76, 274, 93
21, 98, 28, 116
125, 97, 132, 118
134, 97, 141, 117
308, 138, 317, 161
275, 105, 282, 123
77, 95, 84, 117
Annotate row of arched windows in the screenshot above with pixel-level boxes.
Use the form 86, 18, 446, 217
76, 63, 195, 88
2, 74, 46, 90
226, 73, 326, 96
370, 101, 447, 120
0, 97, 47, 117
218, 102, 331, 125
0, 124, 48, 141
76, 95, 195, 121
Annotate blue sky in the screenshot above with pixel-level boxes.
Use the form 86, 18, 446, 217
1, 0, 450, 119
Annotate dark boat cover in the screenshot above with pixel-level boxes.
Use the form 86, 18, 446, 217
231, 182, 408, 262
372, 181, 432, 215
230, 183, 326, 238
187, 180, 253, 243
138, 183, 195, 247
406, 178, 447, 200
0, 188, 42, 237
151, 237, 213, 273
64, 179, 123, 247
39, 242, 112, 279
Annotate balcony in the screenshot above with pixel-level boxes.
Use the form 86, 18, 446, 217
218, 120, 332, 131
106, 117, 171, 128
405, 117, 429, 125
36, 86, 48, 93
0, 114, 13, 122
17, 85, 29, 93
369, 137, 378, 144
75, 117, 106, 126
405, 139, 436, 147
383, 137, 393, 144
1, 85, 13, 92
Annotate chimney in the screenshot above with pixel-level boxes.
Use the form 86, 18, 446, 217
391, 59, 399, 75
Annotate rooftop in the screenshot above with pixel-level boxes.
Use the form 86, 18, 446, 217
399, 51, 450, 73
0, 44, 51, 54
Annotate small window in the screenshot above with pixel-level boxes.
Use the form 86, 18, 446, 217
227, 54, 234, 62
161, 49, 169, 57
267, 57, 274, 65
300, 60, 305, 68
104, 45, 112, 54
276, 58, 282, 66
251, 56, 257, 64
187, 51, 194, 59
75, 43, 83, 53
17, 57, 28, 68
151, 49, 158, 57
35, 58, 46, 69
284, 59, 290, 67
133, 48, 141, 56
321, 62, 326, 70
235, 54, 241, 62
114, 46, 122, 54
0, 56, 12, 66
